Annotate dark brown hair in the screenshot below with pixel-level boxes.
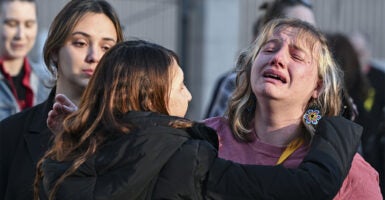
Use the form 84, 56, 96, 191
253, 0, 313, 39
34, 40, 187, 199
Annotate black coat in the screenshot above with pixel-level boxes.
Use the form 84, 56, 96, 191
0, 89, 55, 200
39, 112, 362, 200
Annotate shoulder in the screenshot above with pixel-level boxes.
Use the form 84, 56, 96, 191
221, 72, 236, 87
0, 103, 45, 149
349, 154, 379, 181
203, 117, 233, 139
29, 60, 55, 87
1, 106, 37, 130
335, 153, 382, 200
1, 102, 45, 126
29, 60, 50, 78
203, 117, 228, 131
0, 101, 48, 149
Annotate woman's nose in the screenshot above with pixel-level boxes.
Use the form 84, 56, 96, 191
269, 48, 287, 68
85, 46, 101, 63
186, 88, 192, 102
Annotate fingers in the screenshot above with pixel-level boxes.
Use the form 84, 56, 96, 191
47, 109, 61, 134
46, 94, 78, 134
55, 94, 78, 112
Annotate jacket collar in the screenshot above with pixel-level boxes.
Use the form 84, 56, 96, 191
24, 88, 56, 163
123, 111, 219, 149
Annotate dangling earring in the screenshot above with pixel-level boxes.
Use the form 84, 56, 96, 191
303, 99, 322, 125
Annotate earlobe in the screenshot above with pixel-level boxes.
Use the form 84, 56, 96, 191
52, 54, 57, 63
52, 53, 58, 63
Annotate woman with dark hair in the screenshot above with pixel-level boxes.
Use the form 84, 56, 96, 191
0, 0, 123, 199
38, 40, 363, 200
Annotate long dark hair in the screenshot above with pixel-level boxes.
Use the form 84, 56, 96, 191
34, 40, 189, 199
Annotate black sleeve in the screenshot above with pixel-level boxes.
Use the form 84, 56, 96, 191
152, 140, 217, 200
204, 116, 362, 200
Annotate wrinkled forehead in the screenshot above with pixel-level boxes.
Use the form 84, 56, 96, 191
268, 25, 321, 55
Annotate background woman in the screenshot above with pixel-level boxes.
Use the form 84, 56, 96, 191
0, 0, 123, 199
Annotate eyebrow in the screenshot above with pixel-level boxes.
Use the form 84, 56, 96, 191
290, 43, 307, 53
4, 19, 36, 23
263, 38, 280, 45
71, 31, 116, 43
263, 38, 309, 56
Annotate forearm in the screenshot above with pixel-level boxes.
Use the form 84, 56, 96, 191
205, 117, 362, 200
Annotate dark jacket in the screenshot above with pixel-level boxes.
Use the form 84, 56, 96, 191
40, 112, 362, 200
0, 89, 55, 200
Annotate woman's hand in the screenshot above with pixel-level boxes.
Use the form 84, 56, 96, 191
47, 94, 78, 134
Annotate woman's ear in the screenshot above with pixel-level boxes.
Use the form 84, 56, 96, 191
312, 79, 323, 98
52, 53, 58, 63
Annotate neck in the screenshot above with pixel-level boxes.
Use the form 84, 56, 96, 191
254, 101, 305, 146
2, 57, 25, 76
56, 78, 84, 106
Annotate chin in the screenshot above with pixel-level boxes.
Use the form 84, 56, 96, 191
76, 81, 89, 90
6, 52, 27, 60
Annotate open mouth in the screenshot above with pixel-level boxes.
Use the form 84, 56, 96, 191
263, 72, 287, 83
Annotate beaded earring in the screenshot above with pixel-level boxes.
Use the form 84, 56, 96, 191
303, 99, 322, 125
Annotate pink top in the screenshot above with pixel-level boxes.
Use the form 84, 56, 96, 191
204, 117, 382, 200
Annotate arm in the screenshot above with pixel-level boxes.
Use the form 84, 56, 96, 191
205, 117, 362, 200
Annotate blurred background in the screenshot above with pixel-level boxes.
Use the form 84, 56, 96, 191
31, 0, 385, 121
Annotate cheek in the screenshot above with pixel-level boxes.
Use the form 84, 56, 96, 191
169, 92, 188, 111
26, 27, 38, 39
306, 66, 319, 80
250, 58, 262, 83
2, 27, 15, 40
58, 48, 81, 75
294, 66, 319, 86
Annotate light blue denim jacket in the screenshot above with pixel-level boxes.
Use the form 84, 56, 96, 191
0, 59, 52, 121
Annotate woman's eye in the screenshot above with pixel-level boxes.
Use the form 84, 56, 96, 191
101, 46, 111, 52
261, 45, 276, 53
25, 21, 36, 28
291, 52, 306, 61
292, 55, 303, 61
262, 48, 274, 52
5, 20, 18, 27
73, 41, 86, 47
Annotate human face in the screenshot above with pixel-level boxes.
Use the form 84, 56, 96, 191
56, 13, 117, 89
168, 61, 192, 117
250, 27, 320, 106
284, 5, 316, 25
0, 1, 37, 59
